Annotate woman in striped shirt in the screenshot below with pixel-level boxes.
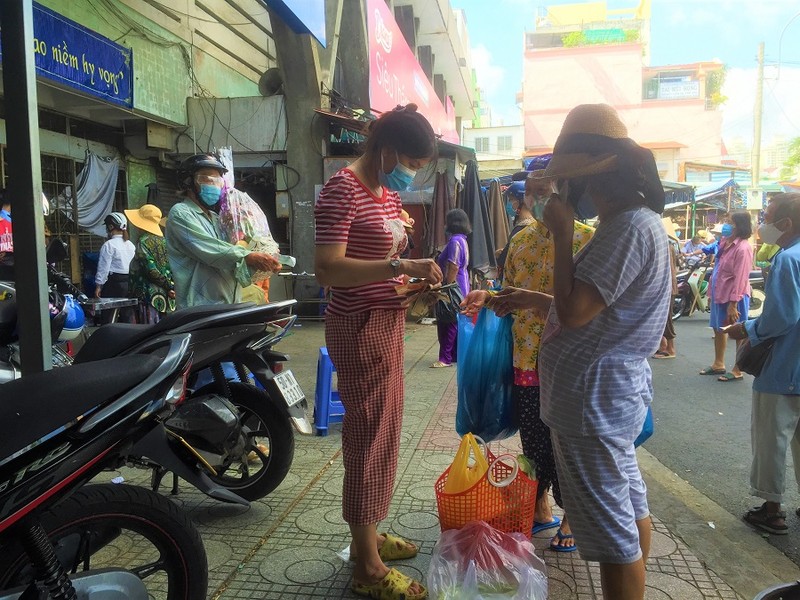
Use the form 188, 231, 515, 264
315, 104, 442, 600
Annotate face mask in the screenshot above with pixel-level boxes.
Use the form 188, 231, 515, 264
528, 195, 549, 220
198, 184, 222, 207
758, 221, 785, 245
720, 223, 733, 238
505, 199, 518, 219
379, 153, 417, 191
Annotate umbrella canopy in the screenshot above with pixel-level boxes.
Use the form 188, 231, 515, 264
487, 180, 510, 254
424, 171, 452, 257
461, 160, 496, 276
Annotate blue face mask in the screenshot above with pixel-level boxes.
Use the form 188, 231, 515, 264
198, 184, 222, 207
721, 223, 733, 238
505, 199, 517, 219
379, 153, 417, 191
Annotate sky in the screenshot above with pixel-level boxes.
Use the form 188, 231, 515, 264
450, 0, 800, 146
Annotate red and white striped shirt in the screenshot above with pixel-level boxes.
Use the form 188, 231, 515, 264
315, 168, 408, 315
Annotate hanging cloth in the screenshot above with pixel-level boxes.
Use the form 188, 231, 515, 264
461, 160, 496, 276
487, 180, 509, 254
424, 171, 452, 257
56, 151, 120, 237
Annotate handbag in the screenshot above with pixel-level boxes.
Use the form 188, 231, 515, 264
434, 283, 464, 324
736, 337, 775, 377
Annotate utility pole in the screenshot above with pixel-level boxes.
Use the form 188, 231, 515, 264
752, 42, 764, 188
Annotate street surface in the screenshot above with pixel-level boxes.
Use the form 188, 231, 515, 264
646, 313, 800, 565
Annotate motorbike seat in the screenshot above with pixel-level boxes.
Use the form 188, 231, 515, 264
0, 355, 161, 459
73, 323, 153, 363
74, 304, 258, 364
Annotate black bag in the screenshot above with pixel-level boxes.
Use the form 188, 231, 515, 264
434, 283, 464, 324
736, 337, 775, 377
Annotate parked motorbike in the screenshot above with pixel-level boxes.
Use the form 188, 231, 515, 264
0, 335, 236, 600
70, 300, 310, 501
0, 244, 310, 502
748, 269, 766, 319
673, 257, 712, 321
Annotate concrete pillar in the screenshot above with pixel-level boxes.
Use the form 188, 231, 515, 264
0, 0, 51, 374
267, 0, 370, 303
267, 9, 327, 292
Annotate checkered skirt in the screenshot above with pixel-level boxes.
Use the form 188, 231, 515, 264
325, 309, 405, 525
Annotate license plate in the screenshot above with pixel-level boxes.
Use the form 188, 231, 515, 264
274, 370, 305, 407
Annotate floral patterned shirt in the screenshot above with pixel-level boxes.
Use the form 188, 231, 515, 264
504, 220, 594, 383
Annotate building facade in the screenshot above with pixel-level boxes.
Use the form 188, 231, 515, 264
522, 1, 724, 182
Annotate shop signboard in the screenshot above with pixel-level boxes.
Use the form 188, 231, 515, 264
367, 0, 459, 143
658, 80, 700, 100
0, 2, 133, 108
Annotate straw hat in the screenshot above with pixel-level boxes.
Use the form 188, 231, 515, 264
661, 217, 680, 241
697, 229, 708, 239
125, 204, 163, 237
533, 104, 628, 180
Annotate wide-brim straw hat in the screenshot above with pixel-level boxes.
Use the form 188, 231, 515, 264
532, 104, 628, 180
125, 204, 163, 237
661, 217, 680, 241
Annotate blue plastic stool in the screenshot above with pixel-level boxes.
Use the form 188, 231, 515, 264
314, 347, 344, 436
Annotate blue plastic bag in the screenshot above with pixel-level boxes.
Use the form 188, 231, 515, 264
634, 406, 654, 447
456, 309, 516, 442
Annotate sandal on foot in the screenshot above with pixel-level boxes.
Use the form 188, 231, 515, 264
532, 515, 561, 534
430, 361, 452, 368
350, 533, 419, 562
351, 568, 428, 600
717, 372, 743, 382
377, 533, 418, 561
652, 351, 676, 359
549, 529, 578, 553
699, 366, 726, 375
743, 503, 788, 535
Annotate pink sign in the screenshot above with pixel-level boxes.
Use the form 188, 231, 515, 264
367, 0, 459, 143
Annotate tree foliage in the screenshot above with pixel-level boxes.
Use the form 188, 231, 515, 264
781, 137, 800, 180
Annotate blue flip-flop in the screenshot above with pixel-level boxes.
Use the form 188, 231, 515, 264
549, 529, 578, 553
532, 515, 561, 534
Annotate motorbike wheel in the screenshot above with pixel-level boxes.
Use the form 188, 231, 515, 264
197, 381, 295, 501
672, 295, 686, 321
0, 483, 207, 600
749, 287, 766, 319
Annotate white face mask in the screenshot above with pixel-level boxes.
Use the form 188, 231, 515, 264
758, 221, 786, 245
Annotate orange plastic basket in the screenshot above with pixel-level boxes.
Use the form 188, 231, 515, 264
434, 450, 538, 538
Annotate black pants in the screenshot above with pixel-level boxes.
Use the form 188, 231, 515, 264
513, 384, 562, 507
101, 273, 133, 324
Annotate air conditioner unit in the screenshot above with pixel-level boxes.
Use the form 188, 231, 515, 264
746, 188, 763, 210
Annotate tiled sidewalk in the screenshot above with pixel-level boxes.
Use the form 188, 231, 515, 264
106, 321, 750, 599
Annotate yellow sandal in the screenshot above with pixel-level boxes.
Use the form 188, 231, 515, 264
350, 533, 419, 562
351, 568, 427, 600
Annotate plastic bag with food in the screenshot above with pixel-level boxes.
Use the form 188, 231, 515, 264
427, 521, 547, 600
218, 187, 280, 282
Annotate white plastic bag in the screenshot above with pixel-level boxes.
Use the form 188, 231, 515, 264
427, 521, 547, 600
218, 187, 279, 282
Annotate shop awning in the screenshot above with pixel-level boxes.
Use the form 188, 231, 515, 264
662, 181, 694, 207
694, 179, 744, 211
313, 108, 475, 162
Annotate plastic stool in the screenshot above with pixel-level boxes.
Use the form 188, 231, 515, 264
314, 347, 344, 436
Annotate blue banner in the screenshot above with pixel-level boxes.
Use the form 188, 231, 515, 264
0, 2, 133, 108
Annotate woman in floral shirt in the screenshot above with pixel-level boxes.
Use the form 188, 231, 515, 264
126, 204, 175, 323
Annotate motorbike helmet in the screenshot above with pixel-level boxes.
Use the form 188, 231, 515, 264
104, 212, 128, 231
177, 154, 227, 192
58, 294, 85, 342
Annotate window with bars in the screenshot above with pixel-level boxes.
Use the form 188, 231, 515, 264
474, 137, 490, 153
497, 136, 513, 152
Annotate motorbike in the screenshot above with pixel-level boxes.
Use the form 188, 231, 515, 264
0, 283, 310, 502
0, 335, 240, 600
70, 299, 311, 501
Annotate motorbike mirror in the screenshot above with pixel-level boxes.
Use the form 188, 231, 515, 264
46, 238, 69, 263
